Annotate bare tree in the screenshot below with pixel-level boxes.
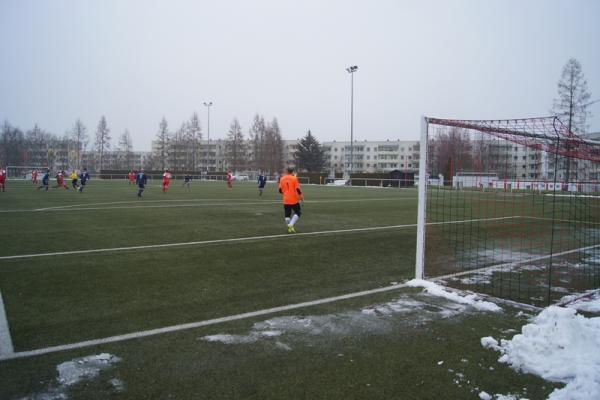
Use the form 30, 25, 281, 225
169, 123, 187, 172
26, 124, 53, 167
187, 112, 202, 171
250, 114, 266, 171
1, 120, 26, 166
118, 130, 134, 170
264, 117, 284, 174
551, 58, 592, 184
552, 58, 592, 135
154, 117, 170, 171
431, 127, 473, 182
94, 116, 111, 172
70, 119, 88, 168
225, 118, 247, 172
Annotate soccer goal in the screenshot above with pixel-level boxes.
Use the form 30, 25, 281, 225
415, 116, 600, 306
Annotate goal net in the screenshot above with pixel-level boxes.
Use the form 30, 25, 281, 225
415, 116, 600, 306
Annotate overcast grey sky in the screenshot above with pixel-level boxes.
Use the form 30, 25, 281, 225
1, 0, 599, 150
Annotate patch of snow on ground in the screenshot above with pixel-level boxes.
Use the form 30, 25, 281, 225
561, 289, 600, 313
479, 392, 492, 400
482, 306, 600, 400
201, 289, 499, 348
57, 353, 121, 386
21, 353, 121, 399
407, 279, 502, 312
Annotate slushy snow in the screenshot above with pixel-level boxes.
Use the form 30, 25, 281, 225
482, 305, 600, 400
21, 353, 122, 399
406, 279, 503, 312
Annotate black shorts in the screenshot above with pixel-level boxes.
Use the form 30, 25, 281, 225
284, 203, 301, 218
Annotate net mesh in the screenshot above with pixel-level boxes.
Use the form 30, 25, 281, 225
422, 116, 600, 306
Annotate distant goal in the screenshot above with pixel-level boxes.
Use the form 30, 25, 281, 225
415, 116, 600, 306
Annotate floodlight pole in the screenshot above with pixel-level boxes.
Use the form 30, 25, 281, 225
203, 101, 213, 174
415, 116, 429, 280
346, 66, 358, 179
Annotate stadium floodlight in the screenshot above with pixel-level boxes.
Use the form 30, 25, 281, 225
415, 115, 600, 307
346, 65, 358, 179
203, 102, 213, 173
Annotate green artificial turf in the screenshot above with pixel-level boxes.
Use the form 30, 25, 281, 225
0, 180, 563, 399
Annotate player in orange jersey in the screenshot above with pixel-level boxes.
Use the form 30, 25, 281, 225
278, 167, 304, 233
128, 170, 136, 185
162, 169, 172, 193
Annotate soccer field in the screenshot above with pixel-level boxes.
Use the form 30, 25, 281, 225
0, 180, 559, 399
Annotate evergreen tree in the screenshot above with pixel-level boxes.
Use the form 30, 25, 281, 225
296, 130, 326, 172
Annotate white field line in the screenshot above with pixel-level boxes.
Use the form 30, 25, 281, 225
33, 198, 255, 211
0, 282, 414, 361
525, 216, 600, 226
0, 290, 14, 357
0, 216, 518, 261
431, 243, 600, 282
545, 194, 600, 199
0, 197, 417, 213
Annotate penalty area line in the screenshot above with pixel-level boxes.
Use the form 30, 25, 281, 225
0, 216, 519, 261
0, 282, 414, 361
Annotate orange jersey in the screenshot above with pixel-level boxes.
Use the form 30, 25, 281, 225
279, 174, 302, 205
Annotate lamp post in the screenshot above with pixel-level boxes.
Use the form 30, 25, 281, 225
346, 66, 358, 179
203, 101, 213, 174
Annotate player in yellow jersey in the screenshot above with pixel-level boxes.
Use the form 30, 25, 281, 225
69, 170, 78, 190
278, 167, 304, 233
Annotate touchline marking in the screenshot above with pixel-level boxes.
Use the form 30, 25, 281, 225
0, 282, 414, 361
0, 216, 518, 261
0, 290, 14, 357
33, 198, 253, 211
1, 197, 416, 213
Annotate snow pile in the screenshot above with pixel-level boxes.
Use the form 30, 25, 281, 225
561, 289, 600, 313
406, 279, 502, 312
482, 306, 600, 400
22, 353, 122, 399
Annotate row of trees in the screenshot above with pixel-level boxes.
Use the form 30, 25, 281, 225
149, 113, 327, 174
1, 111, 329, 174
0, 116, 134, 171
